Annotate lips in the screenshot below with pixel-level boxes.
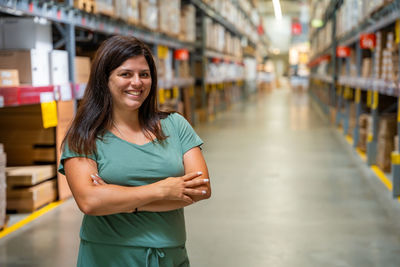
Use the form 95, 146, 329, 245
124, 90, 142, 96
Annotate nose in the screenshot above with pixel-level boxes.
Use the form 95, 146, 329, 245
131, 74, 142, 87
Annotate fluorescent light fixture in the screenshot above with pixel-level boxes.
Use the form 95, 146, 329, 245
272, 0, 282, 20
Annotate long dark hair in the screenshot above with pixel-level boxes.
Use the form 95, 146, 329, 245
63, 35, 169, 155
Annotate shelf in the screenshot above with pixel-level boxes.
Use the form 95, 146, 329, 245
190, 0, 257, 46
205, 78, 244, 84
0, 0, 196, 50
158, 77, 195, 89
205, 49, 241, 63
310, 74, 334, 84
337, 1, 400, 46
337, 76, 399, 97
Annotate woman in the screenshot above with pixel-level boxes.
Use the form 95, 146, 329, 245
58, 35, 211, 267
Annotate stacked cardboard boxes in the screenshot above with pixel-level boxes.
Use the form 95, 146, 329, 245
0, 144, 6, 229
0, 69, 19, 87
159, 0, 181, 37
6, 165, 57, 212
0, 105, 56, 166
381, 32, 399, 85
376, 114, 397, 172
139, 0, 158, 31
114, 0, 140, 24
358, 114, 370, 152
180, 5, 196, 42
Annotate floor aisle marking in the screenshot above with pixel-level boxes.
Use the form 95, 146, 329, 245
339, 128, 399, 202
371, 165, 393, 191
0, 200, 64, 239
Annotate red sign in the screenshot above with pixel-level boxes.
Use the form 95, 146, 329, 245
308, 54, 331, 68
211, 58, 221, 63
292, 22, 302, 35
360, 33, 376, 49
174, 49, 189, 60
336, 46, 351, 58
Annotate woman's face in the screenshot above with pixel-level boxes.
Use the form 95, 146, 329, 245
108, 55, 152, 113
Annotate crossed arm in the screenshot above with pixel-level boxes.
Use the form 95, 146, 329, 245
64, 147, 211, 216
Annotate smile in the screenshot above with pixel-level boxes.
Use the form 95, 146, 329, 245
125, 90, 142, 96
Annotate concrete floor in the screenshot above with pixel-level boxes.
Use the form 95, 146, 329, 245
2, 88, 400, 267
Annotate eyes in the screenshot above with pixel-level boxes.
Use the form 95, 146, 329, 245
118, 71, 150, 79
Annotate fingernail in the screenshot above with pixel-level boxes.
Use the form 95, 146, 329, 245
197, 171, 203, 175
202, 190, 207, 195
90, 174, 96, 179
203, 179, 209, 182
93, 180, 99, 185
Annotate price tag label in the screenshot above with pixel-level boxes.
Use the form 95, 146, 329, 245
189, 85, 195, 97
40, 92, 58, 128
165, 89, 171, 99
157, 46, 169, 60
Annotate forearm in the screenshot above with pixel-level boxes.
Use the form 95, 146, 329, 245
139, 183, 210, 212
77, 183, 161, 216
139, 200, 191, 212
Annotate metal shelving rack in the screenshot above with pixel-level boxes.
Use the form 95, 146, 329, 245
309, 0, 400, 198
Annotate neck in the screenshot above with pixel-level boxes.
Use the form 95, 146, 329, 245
112, 109, 141, 131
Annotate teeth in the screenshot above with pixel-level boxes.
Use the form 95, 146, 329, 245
126, 91, 141, 96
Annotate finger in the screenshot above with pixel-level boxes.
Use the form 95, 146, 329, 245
182, 171, 203, 181
93, 180, 100, 185
94, 174, 107, 185
182, 195, 195, 204
184, 178, 209, 188
184, 188, 207, 196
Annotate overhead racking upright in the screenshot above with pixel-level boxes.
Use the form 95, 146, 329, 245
309, 0, 400, 199
0, 0, 265, 225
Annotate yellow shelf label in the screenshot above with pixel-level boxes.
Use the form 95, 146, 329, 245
367, 90, 372, 107
392, 152, 400, 165
212, 84, 217, 92
355, 88, 361, 103
398, 97, 400, 122
159, 88, 165, 104
165, 89, 171, 99
372, 91, 379, 110
367, 133, 373, 142
41, 101, 58, 128
157, 45, 168, 59
217, 83, 223, 90
173, 86, 179, 99
396, 20, 400, 44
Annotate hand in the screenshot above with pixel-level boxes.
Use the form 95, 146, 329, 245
156, 172, 209, 204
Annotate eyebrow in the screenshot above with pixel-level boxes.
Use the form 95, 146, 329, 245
118, 68, 150, 72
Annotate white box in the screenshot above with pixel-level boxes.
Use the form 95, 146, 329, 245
0, 50, 50, 86
1, 17, 52, 51
49, 50, 69, 85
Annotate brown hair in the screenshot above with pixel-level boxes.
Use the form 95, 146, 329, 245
63, 35, 169, 155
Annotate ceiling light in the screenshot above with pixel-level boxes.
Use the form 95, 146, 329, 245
272, 0, 282, 20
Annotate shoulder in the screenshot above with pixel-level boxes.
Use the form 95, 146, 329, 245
162, 112, 189, 127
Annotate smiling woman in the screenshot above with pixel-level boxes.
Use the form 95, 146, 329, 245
58, 35, 211, 267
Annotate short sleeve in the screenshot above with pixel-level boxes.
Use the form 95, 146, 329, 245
170, 113, 203, 155
58, 143, 97, 175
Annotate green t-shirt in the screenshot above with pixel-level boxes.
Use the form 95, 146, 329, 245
58, 113, 203, 248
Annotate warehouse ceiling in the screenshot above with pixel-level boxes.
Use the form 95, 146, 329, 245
257, 0, 304, 17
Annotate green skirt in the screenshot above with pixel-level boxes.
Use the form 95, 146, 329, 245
77, 239, 190, 267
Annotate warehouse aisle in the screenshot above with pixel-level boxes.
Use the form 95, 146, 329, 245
2, 88, 400, 267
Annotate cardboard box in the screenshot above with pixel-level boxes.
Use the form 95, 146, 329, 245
0, 50, 50, 86
7, 179, 57, 212
378, 113, 397, 138
56, 100, 75, 200
0, 17, 52, 51
75, 56, 91, 84
49, 50, 69, 85
377, 135, 394, 172
0, 69, 19, 87
139, 0, 158, 31
95, 0, 115, 17
74, 0, 96, 13
6, 165, 56, 187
